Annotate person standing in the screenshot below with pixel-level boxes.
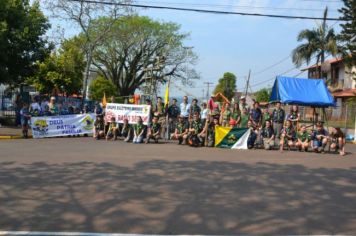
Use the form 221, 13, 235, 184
250, 102, 262, 128
239, 96, 250, 113
200, 102, 209, 126
20, 103, 31, 138
231, 102, 241, 127
167, 98, 180, 134
180, 96, 191, 124
287, 105, 300, 128
220, 103, 231, 127
189, 98, 201, 119
272, 102, 285, 139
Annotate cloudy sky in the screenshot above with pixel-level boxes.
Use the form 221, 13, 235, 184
42, 0, 345, 99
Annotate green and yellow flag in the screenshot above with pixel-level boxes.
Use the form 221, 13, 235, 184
215, 126, 250, 149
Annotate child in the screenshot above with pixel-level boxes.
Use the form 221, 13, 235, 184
280, 120, 296, 152
120, 118, 132, 142
247, 120, 258, 149
93, 115, 105, 140
240, 108, 249, 128
329, 127, 346, 156
260, 120, 275, 150
220, 103, 231, 127
146, 116, 161, 143
188, 112, 204, 147
20, 103, 31, 138
207, 116, 219, 147
296, 125, 310, 152
133, 116, 145, 143
311, 122, 329, 153
171, 115, 188, 145
106, 117, 118, 141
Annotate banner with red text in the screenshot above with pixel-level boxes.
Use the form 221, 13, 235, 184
105, 103, 151, 125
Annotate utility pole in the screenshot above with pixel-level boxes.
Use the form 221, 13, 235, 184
203, 82, 214, 100
244, 69, 251, 98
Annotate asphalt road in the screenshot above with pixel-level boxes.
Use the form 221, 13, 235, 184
0, 138, 356, 235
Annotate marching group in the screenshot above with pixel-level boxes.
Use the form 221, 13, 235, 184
93, 95, 347, 156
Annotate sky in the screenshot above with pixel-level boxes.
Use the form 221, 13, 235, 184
39, 0, 345, 99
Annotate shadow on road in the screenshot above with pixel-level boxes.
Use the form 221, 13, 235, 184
0, 160, 356, 234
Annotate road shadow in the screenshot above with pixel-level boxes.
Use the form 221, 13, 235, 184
0, 160, 356, 234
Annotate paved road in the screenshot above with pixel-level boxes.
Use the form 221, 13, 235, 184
0, 138, 356, 235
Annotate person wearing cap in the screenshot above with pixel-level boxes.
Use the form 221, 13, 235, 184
171, 115, 189, 145
146, 115, 161, 143
239, 96, 250, 113
311, 122, 329, 153
180, 96, 191, 123
272, 101, 285, 140
48, 96, 59, 115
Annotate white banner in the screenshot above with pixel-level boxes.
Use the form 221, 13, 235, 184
31, 113, 96, 138
105, 103, 151, 125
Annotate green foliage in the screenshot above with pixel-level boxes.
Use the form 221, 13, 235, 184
85, 15, 198, 96
27, 38, 85, 95
338, 0, 356, 73
0, 0, 52, 85
292, 8, 338, 68
254, 88, 271, 103
89, 76, 117, 101
213, 72, 237, 100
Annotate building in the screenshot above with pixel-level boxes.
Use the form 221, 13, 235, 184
302, 57, 356, 115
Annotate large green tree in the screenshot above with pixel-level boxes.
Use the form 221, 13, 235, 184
292, 8, 338, 73
213, 72, 237, 100
338, 0, 356, 68
28, 38, 85, 95
89, 76, 117, 101
87, 15, 199, 97
254, 88, 271, 103
0, 0, 52, 85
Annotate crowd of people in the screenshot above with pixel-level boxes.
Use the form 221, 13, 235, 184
92, 95, 347, 156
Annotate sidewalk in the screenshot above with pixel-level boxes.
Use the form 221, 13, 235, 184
0, 126, 31, 139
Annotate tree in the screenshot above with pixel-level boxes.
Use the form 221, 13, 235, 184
338, 0, 356, 79
0, 0, 52, 85
88, 15, 199, 97
292, 8, 338, 74
254, 88, 271, 103
45, 0, 131, 101
213, 72, 237, 100
28, 38, 85, 95
89, 76, 117, 101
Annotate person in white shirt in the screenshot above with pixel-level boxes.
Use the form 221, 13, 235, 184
201, 102, 209, 125
180, 96, 191, 123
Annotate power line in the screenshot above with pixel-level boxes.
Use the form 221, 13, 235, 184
136, 0, 340, 13
68, 0, 347, 21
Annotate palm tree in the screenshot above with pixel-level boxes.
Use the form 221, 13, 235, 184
292, 8, 339, 77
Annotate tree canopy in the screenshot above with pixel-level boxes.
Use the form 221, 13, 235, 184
292, 8, 338, 69
254, 88, 271, 103
27, 38, 85, 95
0, 0, 52, 85
338, 0, 356, 68
86, 15, 199, 97
213, 72, 237, 100
89, 76, 117, 101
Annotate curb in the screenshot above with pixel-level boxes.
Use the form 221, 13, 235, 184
0, 135, 32, 140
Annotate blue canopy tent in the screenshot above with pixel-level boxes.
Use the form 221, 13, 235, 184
270, 76, 335, 107
270, 76, 335, 126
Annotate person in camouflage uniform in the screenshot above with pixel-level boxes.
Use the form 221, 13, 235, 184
171, 115, 189, 145
187, 112, 204, 147
146, 116, 161, 143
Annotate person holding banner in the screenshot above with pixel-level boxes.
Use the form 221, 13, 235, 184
146, 116, 161, 143
106, 117, 119, 141
133, 116, 146, 144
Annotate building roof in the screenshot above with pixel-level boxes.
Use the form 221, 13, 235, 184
301, 57, 343, 71
332, 88, 356, 98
